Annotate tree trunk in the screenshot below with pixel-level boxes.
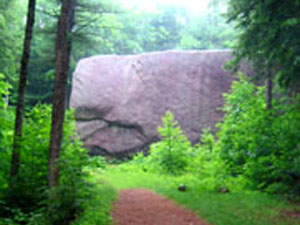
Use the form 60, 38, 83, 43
48, 0, 75, 189
10, 0, 36, 179
266, 71, 272, 110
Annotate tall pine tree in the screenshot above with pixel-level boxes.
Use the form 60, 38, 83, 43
48, 0, 75, 188
10, 0, 36, 179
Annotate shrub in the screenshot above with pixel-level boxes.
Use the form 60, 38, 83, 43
118, 75, 299, 197
215, 74, 300, 196
0, 74, 98, 224
46, 110, 92, 225
146, 111, 191, 175
189, 130, 230, 190
0, 74, 14, 193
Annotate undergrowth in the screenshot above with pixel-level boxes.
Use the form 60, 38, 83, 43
126, 74, 300, 198
71, 176, 117, 225
0, 74, 111, 225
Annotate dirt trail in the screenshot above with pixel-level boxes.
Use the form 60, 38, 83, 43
112, 189, 210, 225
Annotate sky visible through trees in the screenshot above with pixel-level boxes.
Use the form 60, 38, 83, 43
120, 0, 212, 13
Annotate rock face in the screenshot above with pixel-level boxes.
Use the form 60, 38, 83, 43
70, 50, 243, 156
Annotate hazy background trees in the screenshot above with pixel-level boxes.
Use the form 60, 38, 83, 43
226, 0, 300, 102
1, 0, 234, 106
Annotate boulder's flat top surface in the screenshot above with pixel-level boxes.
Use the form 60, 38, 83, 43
112, 189, 209, 225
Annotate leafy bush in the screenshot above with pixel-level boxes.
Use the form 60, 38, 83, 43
0, 74, 100, 224
71, 179, 116, 225
136, 111, 191, 175
5, 105, 52, 212
215, 74, 300, 196
0, 105, 93, 224
46, 110, 93, 225
0, 74, 14, 193
188, 130, 230, 190
88, 156, 107, 170
121, 75, 299, 197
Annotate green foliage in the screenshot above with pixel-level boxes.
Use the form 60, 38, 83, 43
1, 1, 299, 224
0, 105, 89, 223
145, 111, 191, 175
0, 74, 108, 224
87, 156, 107, 169
100, 169, 300, 225
178, 6, 235, 50
0, 0, 25, 97
128, 75, 299, 197
215, 74, 300, 196
0, 78, 102, 224
46, 110, 93, 225
226, 0, 300, 89
6, 105, 52, 211
0, 74, 14, 192
0, 207, 46, 225
9, 0, 235, 106
71, 178, 116, 225
188, 130, 229, 191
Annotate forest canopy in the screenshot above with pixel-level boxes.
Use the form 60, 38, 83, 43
1, 0, 234, 105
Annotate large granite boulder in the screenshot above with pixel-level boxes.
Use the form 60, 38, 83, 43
70, 50, 244, 157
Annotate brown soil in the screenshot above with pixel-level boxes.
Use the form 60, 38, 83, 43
285, 210, 300, 219
112, 189, 210, 225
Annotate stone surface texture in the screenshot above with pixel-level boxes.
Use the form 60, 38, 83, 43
70, 50, 243, 156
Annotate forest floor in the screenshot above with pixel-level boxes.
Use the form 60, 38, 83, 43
96, 169, 300, 225
112, 189, 209, 225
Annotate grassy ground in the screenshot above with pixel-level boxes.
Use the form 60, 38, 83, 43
95, 168, 300, 225
72, 177, 117, 225
1, 167, 298, 225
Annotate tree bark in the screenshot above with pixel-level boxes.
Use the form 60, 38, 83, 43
48, 0, 75, 189
10, 0, 36, 179
266, 71, 273, 110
